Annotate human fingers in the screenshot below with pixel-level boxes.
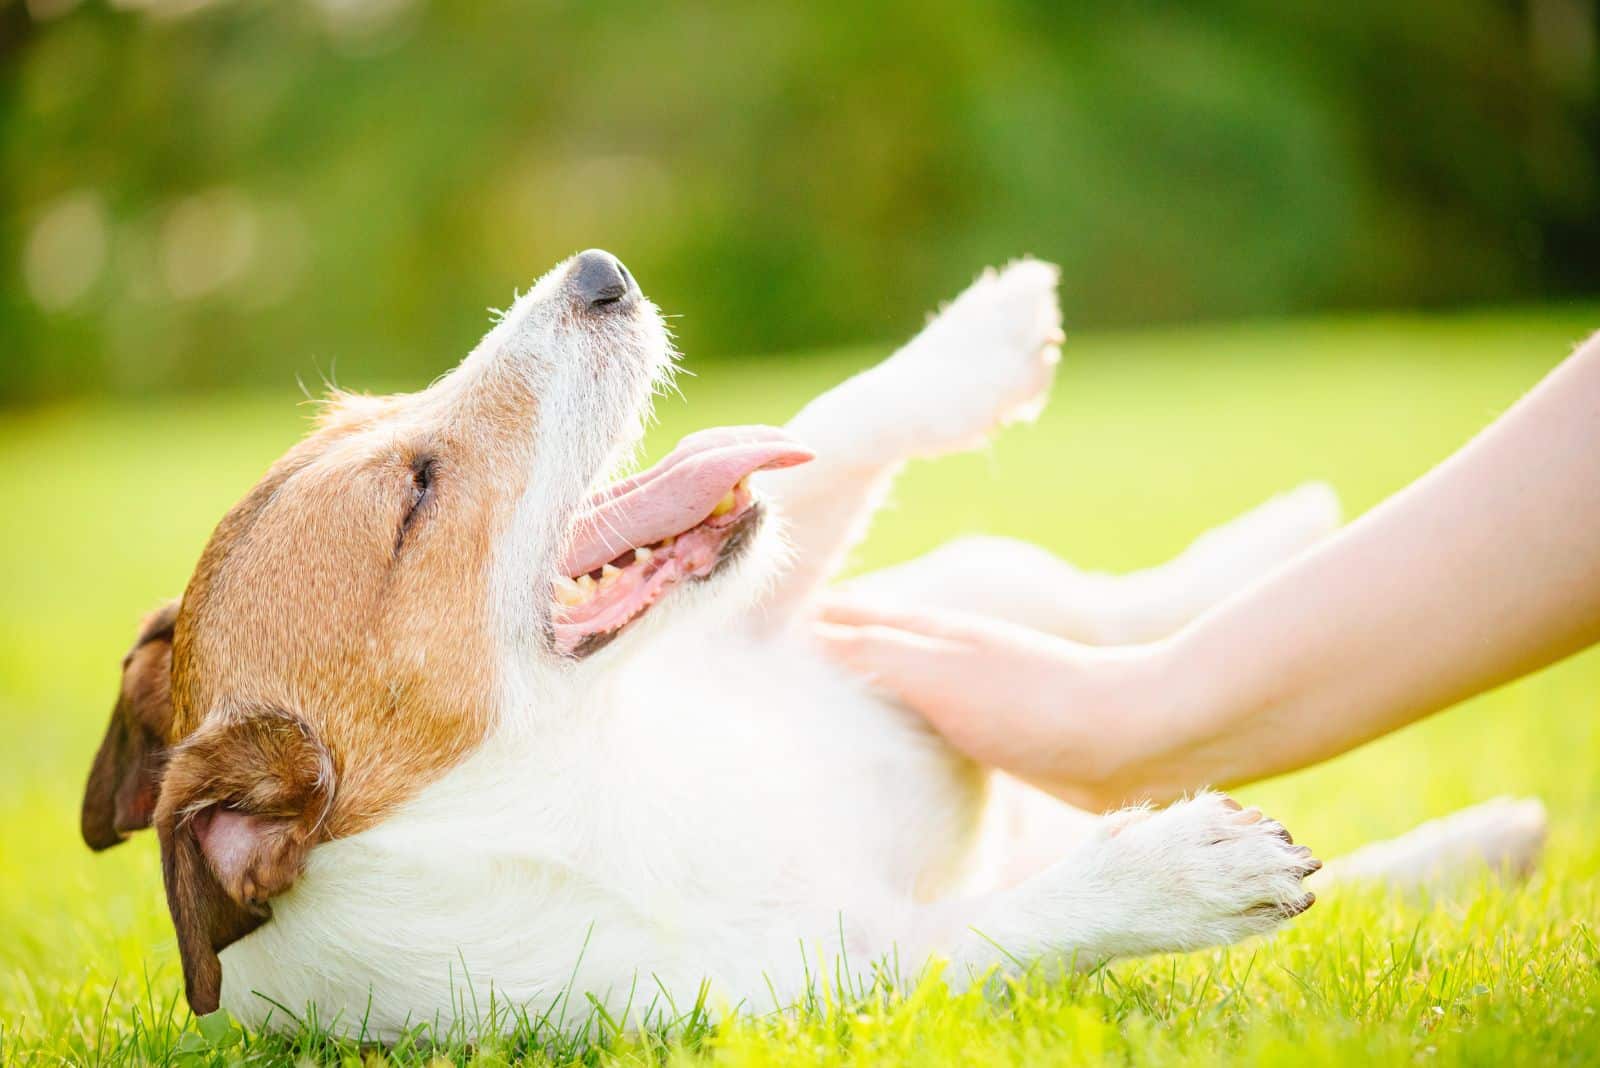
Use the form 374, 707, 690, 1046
815, 593, 1000, 644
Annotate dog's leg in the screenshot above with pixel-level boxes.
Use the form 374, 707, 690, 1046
845, 482, 1341, 644
754, 260, 1062, 625
904, 792, 1319, 979
1316, 797, 1547, 890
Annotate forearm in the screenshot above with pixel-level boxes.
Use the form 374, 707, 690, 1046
1123, 335, 1600, 799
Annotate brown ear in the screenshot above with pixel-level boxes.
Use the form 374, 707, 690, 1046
82, 600, 181, 850
154, 708, 335, 1015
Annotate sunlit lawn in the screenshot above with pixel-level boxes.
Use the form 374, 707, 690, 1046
2, 306, 1598, 1064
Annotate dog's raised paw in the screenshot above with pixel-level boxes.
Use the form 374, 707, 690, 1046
891, 258, 1063, 455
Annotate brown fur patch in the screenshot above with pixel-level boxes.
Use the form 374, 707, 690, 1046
82, 600, 182, 850
155, 707, 334, 1014
167, 387, 529, 838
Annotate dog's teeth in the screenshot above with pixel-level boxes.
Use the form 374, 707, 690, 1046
634, 546, 653, 564
577, 574, 598, 595
600, 563, 621, 587
552, 575, 585, 606
711, 490, 737, 517
660, 535, 675, 548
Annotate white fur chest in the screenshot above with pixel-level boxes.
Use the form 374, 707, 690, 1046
218, 631, 983, 1037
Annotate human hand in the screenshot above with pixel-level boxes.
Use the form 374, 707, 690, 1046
815, 595, 1185, 810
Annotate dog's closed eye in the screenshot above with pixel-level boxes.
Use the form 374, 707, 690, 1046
397, 456, 437, 551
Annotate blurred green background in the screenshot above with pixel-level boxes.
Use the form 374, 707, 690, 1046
4, 0, 1599, 401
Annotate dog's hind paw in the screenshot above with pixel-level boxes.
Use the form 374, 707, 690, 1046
1318, 796, 1547, 888
1090, 791, 1321, 955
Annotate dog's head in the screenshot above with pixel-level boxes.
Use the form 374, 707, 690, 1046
82, 250, 810, 1012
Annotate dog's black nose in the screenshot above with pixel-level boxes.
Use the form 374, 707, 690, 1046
571, 249, 635, 309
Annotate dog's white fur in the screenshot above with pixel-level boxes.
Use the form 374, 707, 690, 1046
217, 259, 1543, 1038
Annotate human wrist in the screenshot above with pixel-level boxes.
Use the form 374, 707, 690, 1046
1080, 633, 1232, 807
1141, 624, 1260, 797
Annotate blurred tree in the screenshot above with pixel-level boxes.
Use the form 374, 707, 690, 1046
2, 0, 1596, 401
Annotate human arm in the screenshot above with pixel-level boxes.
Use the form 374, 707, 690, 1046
818, 333, 1600, 809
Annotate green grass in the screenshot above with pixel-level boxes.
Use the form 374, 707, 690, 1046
3, 306, 1600, 1065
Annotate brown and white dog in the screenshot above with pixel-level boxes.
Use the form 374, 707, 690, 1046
83, 251, 1546, 1037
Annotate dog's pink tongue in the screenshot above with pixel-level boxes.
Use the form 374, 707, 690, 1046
563, 427, 812, 577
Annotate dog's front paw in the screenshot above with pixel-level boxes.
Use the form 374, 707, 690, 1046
1095, 791, 1320, 955
893, 258, 1062, 455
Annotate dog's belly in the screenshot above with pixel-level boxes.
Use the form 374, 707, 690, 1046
218, 633, 988, 1037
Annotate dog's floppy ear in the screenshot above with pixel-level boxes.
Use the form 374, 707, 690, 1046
82, 599, 182, 850
155, 708, 335, 1014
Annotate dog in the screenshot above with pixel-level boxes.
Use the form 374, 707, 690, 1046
83, 251, 1547, 1038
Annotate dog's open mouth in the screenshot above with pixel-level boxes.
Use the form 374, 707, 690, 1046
552, 426, 813, 656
